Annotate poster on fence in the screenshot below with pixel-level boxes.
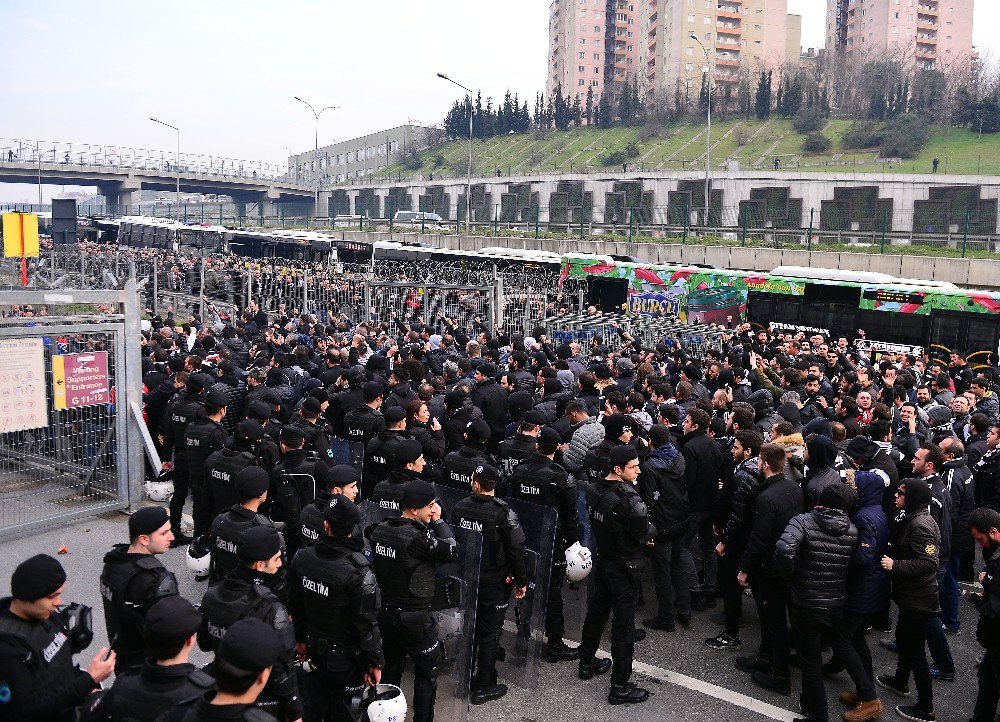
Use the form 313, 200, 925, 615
53, 352, 110, 410
0, 338, 47, 433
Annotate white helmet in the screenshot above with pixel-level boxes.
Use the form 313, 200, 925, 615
185, 536, 212, 578
565, 542, 593, 583
365, 684, 407, 722
144, 478, 174, 502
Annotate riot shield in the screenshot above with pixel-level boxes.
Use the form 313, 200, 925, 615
498, 497, 557, 691
348, 441, 367, 499
433, 525, 481, 722
328, 437, 351, 466
434, 480, 466, 521
562, 498, 594, 644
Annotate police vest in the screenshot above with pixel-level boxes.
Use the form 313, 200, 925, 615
0, 612, 74, 688
205, 449, 257, 517
370, 519, 436, 608
583, 441, 617, 484
100, 553, 175, 649
209, 509, 273, 583
343, 407, 382, 444
199, 583, 276, 652
293, 545, 376, 650
299, 493, 332, 546
371, 479, 408, 521
441, 448, 487, 492
365, 432, 408, 485
183, 419, 227, 481
110, 665, 215, 722
451, 495, 509, 574
585, 480, 647, 559
510, 457, 561, 507
496, 436, 536, 478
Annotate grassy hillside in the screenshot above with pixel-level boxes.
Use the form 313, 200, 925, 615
372, 119, 1000, 182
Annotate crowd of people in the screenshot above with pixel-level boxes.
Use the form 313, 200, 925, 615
5, 291, 1000, 722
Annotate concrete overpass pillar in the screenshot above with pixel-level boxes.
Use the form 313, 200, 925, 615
98, 178, 141, 216
230, 192, 268, 226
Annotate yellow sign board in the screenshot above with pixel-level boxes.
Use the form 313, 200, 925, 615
2, 212, 40, 258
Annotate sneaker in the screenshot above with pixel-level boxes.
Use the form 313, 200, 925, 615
676, 611, 692, 627
633, 628, 646, 642
470, 683, 508, 705
752, 670, 792, 696
642, 617, 675, 632
871, 618, 893, 633
710, 611, 745, 627
843, 698, 884, 721
544, 643, 580, 663
874, 674, 910, 697
877, 639, 898, 654
929, 666, 954, 682
943, 626, 961, 636
704, 632, 741, 650
839, 691, 860, 707
895, 704, 935, 721
735, 654, 772, 674
578, 657, 612, 680
608, 682, 650, 705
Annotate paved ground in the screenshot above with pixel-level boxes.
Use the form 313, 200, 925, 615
0, 507, 984, 722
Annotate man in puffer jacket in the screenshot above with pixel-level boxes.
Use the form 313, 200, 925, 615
637, 425, 689, 632
562, 400, 605, 480
825, 469, 891, 721
775, 484, 858, 722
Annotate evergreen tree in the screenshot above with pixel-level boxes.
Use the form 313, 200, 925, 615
754, 70, 771, 120
597, 92, 614, 128
554, 85, 571, 130
585, 86, 595, 125
571, 94, 583, 127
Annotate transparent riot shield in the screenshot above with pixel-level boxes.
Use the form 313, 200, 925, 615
433, 525, 481, 722
562, 493, 594, 644
498, 497, 557, 691
328, 437, 350, 466
348, 441, 367, 499
357, 499, 384, 539
434, 481, 467, 521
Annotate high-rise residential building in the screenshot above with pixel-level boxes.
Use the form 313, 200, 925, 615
547, 0, 641, 103
826, 0, 974, 69
638, 0, 802, 105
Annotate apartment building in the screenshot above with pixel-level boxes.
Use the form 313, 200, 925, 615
826, 0, 974, 68
638, 0, 802, 105
547, 0, 642, 102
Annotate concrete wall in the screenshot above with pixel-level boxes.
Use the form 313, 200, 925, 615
340, 229, 1000, 289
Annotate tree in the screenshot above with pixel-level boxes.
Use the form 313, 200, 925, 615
571, 94, 583, 127
755, 71, 772, 120
553, 85, 571, 130
597, 92, 614, 128
585, 86, 595, 125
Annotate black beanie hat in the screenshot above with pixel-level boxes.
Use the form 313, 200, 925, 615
903, 477, 933, 514
11, 554, 66, 601
238, 526, 283, 561
402, 480, 437, 509
324, 493, 362, 528
129, 506, 169, 539
608, 444, 638, 471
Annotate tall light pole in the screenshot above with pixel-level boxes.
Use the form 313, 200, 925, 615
293, 97, 339, 214
437, 72, 474, 235
690, 34, 712, 226
150, 117, 181, 210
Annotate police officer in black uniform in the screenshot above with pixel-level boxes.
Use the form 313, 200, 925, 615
342, 382, 386, 449
209, 468, 281, 583
509, 426, 583, 662
369, 480, 460, 722
246, 402, 281, 474
298, 465, 360, 548
441, 419, 499, 494
370, 439, 425, 522
290, 397, 334, 465
496, 410, 546, 482
578, 445, 655, 705
88, 596, 213, 722
158, 618, 283, 721
288, 494, 385, 722
100, 506, 180, 673
271, 427, 329, 556
184, 388, 231, 537
0, 554, 115, 722
204, 421, 267, 518
160, 374, 210, 544
363, 407, 411, 500
451, 465, 528, 705
198, 527, 303, 722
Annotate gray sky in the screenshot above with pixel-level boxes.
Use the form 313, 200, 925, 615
0, 0, 996, 202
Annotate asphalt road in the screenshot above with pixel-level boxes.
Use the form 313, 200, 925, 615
0, 507, 984, 722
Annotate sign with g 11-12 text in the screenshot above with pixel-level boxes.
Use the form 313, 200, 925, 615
53, 352, 110, 410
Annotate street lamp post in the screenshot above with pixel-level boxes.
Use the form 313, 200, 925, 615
437, 72, 474, 236
294, 97, 339, 216
150, 117, 181, 210
690, 34, 712, 226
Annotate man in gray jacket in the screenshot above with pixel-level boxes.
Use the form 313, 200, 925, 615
563, 400, 606, 479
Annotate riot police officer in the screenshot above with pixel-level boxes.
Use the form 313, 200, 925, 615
299, 465, 360, 548
247, 402, 281, 474
441, 419, 499, 494
0, 554, 115, 722
578, 445, 655, 705
160, 373, 210, 544
89, 596, 214, 722
291, 397, 334, 465
369, 480, 460, 722
209, 468, 281, 583
370, 440, 425, 522
204, 421, 266, 518
342, 382, 386, 448
509, 426, 582, 662
363, 408, 411, 500
100, 506, 179, 673
198, 526, 303, 722
496, 410, 546, 481
288, 494, 384, 722
184, 388, 231, 536
451, 465, 528, 705
271, 427, 329, 556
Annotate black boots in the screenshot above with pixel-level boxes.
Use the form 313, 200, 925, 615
608, 682, 650, 705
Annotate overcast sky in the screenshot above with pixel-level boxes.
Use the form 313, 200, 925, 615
1, 0, 997, 202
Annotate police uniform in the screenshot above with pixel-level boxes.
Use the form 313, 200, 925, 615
161, 388, 205, 535
371, 469, 423, 523
209, 506, 283, 584
288, 495, 384, 722
369, 481, 460, 722
441, 444, 499, 494
183, 389, 231, 537
290, 405, 334, 465
198, 529, 302, 722
342, 405, 386, 448
0, 556, 97, 722
271, 448, 328, 557
363, 428, 411, 500
581, 439, 624, 485
451, 466, 528, 697
204, 445, 258, 519
578, 452, 656, 700
509, 446, 582, 653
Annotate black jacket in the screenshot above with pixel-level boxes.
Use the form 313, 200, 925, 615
719, 457, 762, 548
472, 379, 509, 438
679, 429, 725, 513
972, 545, 1000, 650
775, 508, 858, 610
943, 456, 976, 556
740, 473, 804, 580
889, 480, 941, 614
637, 443, 689, 538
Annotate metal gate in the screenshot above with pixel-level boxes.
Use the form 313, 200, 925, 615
367, 282, 499, 332
0, 283, 147, 540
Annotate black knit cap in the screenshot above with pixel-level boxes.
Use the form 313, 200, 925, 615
324, 493, 362, 527
238, 526, 283, 561
235, 467, 270, 499
217, 618, 281, 672
538, 426, 561, 447
473, 464, 503, 486
144, 596, 202, 642
402, 480, 437, 509
328, 465, 361, 488
396, 439, 424, 465
279, 426, 305, 445
129, 506, 169, 539
608, 445, 638, 470
10, 554, 66, 601
247, 401, 272, 421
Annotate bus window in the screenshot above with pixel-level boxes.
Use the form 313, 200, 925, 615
966, 317, 1000, 357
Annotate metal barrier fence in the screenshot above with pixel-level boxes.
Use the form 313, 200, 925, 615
0, 285, 147, 540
